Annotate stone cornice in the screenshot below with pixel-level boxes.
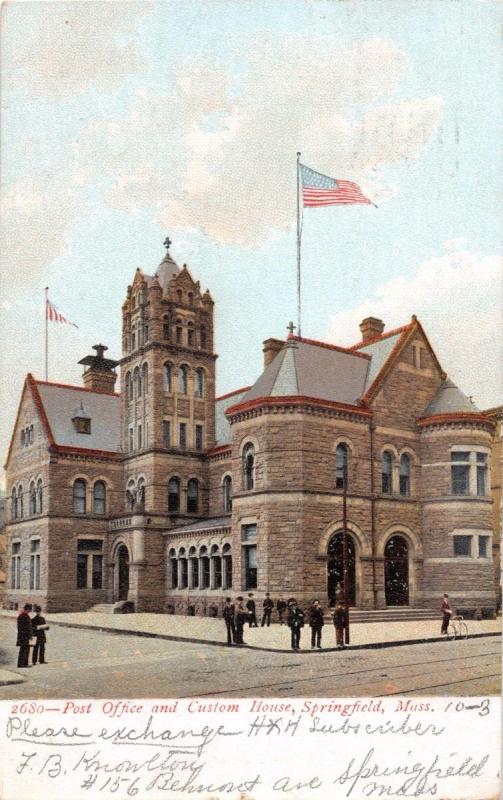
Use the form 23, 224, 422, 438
119, 341, 217, 367
226, 395, 372, 425
417, 413, 496, 433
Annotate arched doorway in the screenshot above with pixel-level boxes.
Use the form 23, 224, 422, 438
117, 545, 130, 601
327, 532, 356, 606
384, 535, 409, 606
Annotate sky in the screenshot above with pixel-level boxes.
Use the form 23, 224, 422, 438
1, 0, 502, 480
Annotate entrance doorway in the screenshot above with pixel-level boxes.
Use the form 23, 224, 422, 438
117, 545, 130, 601
384, 535, 409, 605
327, 532, 356, 606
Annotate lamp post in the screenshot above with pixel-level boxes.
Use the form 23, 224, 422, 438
342, 457, 349, 607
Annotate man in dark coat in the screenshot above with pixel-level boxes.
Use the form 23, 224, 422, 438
16, 604, 33, 668
308, 599, 324, 649
235, 597, 248, 645
287, 600, 304, 651
276, 597, 287, 625
32, 605, 48, 664
333, 602, 346, 648
222, 597, 236, 646
440, 593, 452, 635
246, 593, 258, 627
261, 593, 274, 627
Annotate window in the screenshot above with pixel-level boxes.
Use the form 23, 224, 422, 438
29, 540, 41, 590
189, 547, 199, 589
129, 428, 134, 452
93, 481, 106, 514
125, 372, 131, 402
11, 487, 16, 520
195, 368, 204, 398
169, 549, 178, 589
168, 477, 180, 512
11, 542, 21, 589
200, 326, 207, 350
73, 479, 87, 514
17, 485, 24, 518
243, 443, 255, 490
176, 320, 183, 344
163, 316, 171, 340
126, 481, 136, 511
335, 443, 348, 489
451, 452, 470, 495
137, 424, 142, 450
242, 524, 257, 541
200, 547, 210, 589
77, 539, 103, 589
477, 453, 488, 496
478, 535, 490, 558
142, 362, 148, 395
162, 420, 170, 447
223, 543, 232, 589
131, 328, 136, 351
223, 475, 232, 512
176, 289, 183, 304
211, 545, 222, 589
453, 535, 472, 557
137, 478, 145, 506
29, 481, 37, 515
382, 451, 393, 494
179, 422, 187, 449
133, 367, 140, 399
195, 424, 203, 451
36, 479, 43, 514
163, 363, 173, 392
244, 545, 257, 589
188, 292, 194, 307
187, 478, 199, 513
399, 454, 411, 497
178, 550, 188, 589
21, 430, 25, 447
187, 323, 195, 347
179, 365, 188, 394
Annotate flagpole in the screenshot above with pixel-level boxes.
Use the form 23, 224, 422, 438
296, 151, 302, 336
44, 287, 48, 381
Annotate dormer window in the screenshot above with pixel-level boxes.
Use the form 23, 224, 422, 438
72, 403, 91, 435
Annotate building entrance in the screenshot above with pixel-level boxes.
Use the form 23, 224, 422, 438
117, 545, 130, 601
384, 535, 409, 605
327, 532, 356, 606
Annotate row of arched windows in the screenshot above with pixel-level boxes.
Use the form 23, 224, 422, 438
168, 477, 200, 513
169, 543, 232, 590
125, 363, 149, 403
382, 451, 411, 496
163, 363, 204, 397
163, 314, 207, 350
11, 479, 43, 520
73, 479, 107, 515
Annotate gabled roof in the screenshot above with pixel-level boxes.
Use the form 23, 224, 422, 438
240, 337, 370, 408
421, 378, 479, 416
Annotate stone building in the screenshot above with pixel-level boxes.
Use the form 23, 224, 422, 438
3, 242, 500, 616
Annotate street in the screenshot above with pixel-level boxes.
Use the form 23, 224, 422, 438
0, 618, 500, 698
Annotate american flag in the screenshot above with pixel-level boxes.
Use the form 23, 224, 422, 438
300, 164, 372, 207
46, 298, 78, 328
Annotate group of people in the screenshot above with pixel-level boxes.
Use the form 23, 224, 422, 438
16, 603, 49, 668
222, 593, 350, 650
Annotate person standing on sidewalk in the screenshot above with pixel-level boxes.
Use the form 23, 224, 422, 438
16, 604, 33, 668
261, 593, 274, 627
287, 600, 304, 651
308, 599, 324, 649
222, 597, 236, 646
440, 593, 452, 635
32, 605, 49, 664
333, 602, 345, 648
276, 597, 287, 625
235, 597, 248, 645
246, 593, 258, 627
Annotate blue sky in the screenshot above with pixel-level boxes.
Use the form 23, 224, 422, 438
1, 0, 502, 474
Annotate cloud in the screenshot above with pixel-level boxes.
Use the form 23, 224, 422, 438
73, 35, 441, 245
2, 2, 152, 99
327, 242, 503, 408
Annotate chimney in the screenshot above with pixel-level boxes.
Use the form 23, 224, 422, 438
359, 317, 385, 342
78, 344, 119, 393
263, 338, 285, 368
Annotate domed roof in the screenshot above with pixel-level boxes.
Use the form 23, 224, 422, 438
422, 378, 479, 417
155, 252, 180, 290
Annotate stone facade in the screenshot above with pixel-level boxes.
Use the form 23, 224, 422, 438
3, 246, 500, 617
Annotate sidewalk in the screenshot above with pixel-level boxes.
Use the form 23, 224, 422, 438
3, 611, 499, 654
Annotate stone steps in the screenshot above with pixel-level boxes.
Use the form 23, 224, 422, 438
324, 608, 439, 624
88, 603, 127, 614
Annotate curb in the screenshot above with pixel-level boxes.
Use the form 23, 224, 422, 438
0, 672, 27, 687
39, 618, 501, 654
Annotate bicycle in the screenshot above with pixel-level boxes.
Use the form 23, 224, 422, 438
446, 614, 468, 640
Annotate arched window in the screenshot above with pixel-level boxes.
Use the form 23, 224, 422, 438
163, 315, 171, 340
178, 548, 188, 589
17, 485, 24, 518
21, 430, 25, 447
178, 365, 188, 395
175, 319, 183, 344
189, 546, 199, 589
11, 487, 17, 520
93, 481, 106, 514
168, 477, 180, 512
29, 481, 36, 515
200, 326, 207, 350
125, 372, 131, 403
169, 547, 178, 589
223, 543, 232, 589
187, 322, 195, 347
382, 451, 393, 494
188, 292, 194, 307
336, 443, 349, 489
211, 544, 222, 589
137, 478, 145, 507
133, 367, 140, 399
126, 480, 136, 511
399, 454, 411, 497
187, 478, 199, 513
36, 478, 43, 514
142, 362, 148, 395
176, 289, 183, 304
29, 425, 34, 444
243, 443, 255, 490
73, 479, 87, 514
131, 324, 136, 351
223, 475, 232, 512
199, 546, 210, 589
163, 362, 172, 392
195, 368, 204, 398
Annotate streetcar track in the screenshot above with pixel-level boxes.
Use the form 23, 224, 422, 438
376, 673, 502, 696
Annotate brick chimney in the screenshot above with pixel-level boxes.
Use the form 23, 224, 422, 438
263, 338, 285, 368
78, 344, 119, 393
359, 317, 385, 342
